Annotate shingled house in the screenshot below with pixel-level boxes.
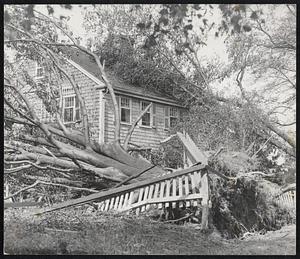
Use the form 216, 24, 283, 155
24, 48, 186, 149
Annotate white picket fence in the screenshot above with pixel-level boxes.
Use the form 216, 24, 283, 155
97, 169, 209, 215
273, 190, 296, 209
97, 132, 210, 215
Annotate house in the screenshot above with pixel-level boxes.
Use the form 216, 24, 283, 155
19, 47, 186, 149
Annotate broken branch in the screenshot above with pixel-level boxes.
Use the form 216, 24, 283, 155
123, 102, 153, 150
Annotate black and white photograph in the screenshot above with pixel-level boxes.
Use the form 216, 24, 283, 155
3, 3, 296, 255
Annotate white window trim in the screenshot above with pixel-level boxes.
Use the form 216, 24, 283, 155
119, 96, 132, 125
62, 94, 80, 124
35, 61, 45, 80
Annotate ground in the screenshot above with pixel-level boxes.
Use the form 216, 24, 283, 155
4, 207, 296, 255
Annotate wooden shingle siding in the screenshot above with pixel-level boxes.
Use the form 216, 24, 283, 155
14, 58, 184, 148
104, 94, 178, 148
19, 60, 102, 142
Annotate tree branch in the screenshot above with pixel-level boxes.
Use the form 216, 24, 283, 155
273, 121, 296, 127
4, 180, 99, 200
256, 21, 296, 51
123, 102, 152, 150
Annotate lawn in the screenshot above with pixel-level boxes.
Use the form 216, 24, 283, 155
4, 207, 296, 255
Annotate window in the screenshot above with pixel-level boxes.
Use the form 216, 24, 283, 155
36, 62, 45, 79
164, 106, 178, 129
120, 96, 131, 123
63, 95, 80, 123
141, 101, 151, 127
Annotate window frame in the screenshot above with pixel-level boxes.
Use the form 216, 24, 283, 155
119, 96, 132, 125
164, 106, 179, 130
62, 94, 81, 124
139, 100, 152, 128
35, 61, 45, 80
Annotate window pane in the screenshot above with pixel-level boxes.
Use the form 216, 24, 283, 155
65, 96, 74, 108
64, 108, 73, 122
121, 97, 130, 108
170, 117, 177, 127
121, 108, 130, 123
142, 101, 150, 110
142, 113, 150, 126
37, 67, 44, 77
170, 107, 178, 117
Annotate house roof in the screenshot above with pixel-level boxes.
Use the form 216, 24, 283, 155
61, 47, 184, 107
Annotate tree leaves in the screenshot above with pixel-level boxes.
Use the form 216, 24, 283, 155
230, 14, 242, 26
25, 5, 35, 18
21, 20, 32, 31
143, 35, 157, 49
243, 25, 252, 32
159, 8, 168, 16
145, 21, 152, 29
61, 4, 72, 10
136, 23, 145, 29
175, 48, 183, 56
159, 16, 169, 26
47, 5, 54, 15
184, 24, 193, 31
250, 11, 258, 20
193, 4, 202, 11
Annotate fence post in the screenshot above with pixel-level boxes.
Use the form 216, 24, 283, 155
200, 172, 209, 230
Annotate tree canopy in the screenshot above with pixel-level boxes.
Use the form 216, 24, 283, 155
4, 4, 296, 204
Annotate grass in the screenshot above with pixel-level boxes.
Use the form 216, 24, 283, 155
4, 207, 296, 255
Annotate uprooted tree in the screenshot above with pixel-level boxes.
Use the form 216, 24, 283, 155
4, 5, 164, 201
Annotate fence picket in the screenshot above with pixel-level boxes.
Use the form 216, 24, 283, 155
193, 171, 199, 206
99, 201, 105, 211
184, 175, 190, 207
118, 194, 124, 210
158, 182, 165, 209
122, 192, 129, 209
114, 196, 120, 210
136, 188, 144, 215
153, 183, 160, 209
109, 197, 115, 210
165, 180, 171, 208
172, 178, 177, 208
179, 177, 183, 208
104, 199, 110, 211
141, 186, 149, 212
146, 185, 154, 210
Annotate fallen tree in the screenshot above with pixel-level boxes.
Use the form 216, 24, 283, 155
4, 6, 164, 199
